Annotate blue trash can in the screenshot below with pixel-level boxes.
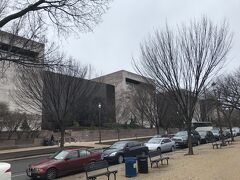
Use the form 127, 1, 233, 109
124, 157, 137, 177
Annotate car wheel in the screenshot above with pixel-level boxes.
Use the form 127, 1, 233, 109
46, 168, 57, 180
171, 146, 175, 152
157, 147, 161, 152
118, 155, 124, 164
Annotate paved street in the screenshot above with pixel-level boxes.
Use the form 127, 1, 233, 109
8, 155, 50, 180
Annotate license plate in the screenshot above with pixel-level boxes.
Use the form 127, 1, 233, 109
27, 171, 32, 176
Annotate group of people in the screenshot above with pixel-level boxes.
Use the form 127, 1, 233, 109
44, 134, 58, 146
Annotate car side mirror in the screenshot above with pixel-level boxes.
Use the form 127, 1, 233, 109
64, 157, 70, 161
161, 142, 165, 144
125, 147, 130, 151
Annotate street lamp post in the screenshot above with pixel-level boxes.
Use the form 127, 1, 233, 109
98, 103, 102, 144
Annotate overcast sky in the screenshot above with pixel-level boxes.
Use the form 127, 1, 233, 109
60, 0, 240, 76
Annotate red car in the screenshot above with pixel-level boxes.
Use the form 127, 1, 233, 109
26, 148, 101, 180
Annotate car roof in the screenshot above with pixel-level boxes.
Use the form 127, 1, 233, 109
151, 137, 169, 140
64, 147, 89, 151
115, 140, 138, 143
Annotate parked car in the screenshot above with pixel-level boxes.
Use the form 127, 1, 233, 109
172, 130, 201, 147
26, 148, 101, 180
227, 128, 238, 137
197, 130, 215, 144
211, 128, 220, 140
232, 127, 240, 136
102, 141, 149, 164
0, 162, 11, 180
144, 137, 175, 152
223, 129, 231, 138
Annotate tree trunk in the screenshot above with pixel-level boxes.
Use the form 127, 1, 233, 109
7, 131, 14, 140
117, 126, 120, 141
60, 129, 65, 149
156, 125, 160, 135
228, 121, 234, 141
187, 123, 193, 155
216, 105, 225, 145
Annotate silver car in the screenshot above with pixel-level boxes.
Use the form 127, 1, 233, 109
144, 137, 175, 152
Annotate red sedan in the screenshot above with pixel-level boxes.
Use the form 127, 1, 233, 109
26, 148, 101, 180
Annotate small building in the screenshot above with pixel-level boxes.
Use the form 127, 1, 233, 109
41, 71, 116, 130
93, 70, 150, 125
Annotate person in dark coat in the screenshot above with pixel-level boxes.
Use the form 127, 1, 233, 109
50, 134, 55, 145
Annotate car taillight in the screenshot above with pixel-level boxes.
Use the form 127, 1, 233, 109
5, 168, 11, 173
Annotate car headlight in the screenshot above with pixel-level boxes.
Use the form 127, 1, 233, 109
34, 168, 45, 173
109, 152, 117, 157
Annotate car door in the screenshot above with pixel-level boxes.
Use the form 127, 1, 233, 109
132, 142, 143, 156
125, 142, 141, 157
78, 149, 92, 169
65, 150, 80, 172
164, 138, 172, 151
125, 142, 135, 157
160, 139, 168, 152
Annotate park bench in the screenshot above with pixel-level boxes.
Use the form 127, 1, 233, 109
85, 160, 118, 180
212, 141, 222, 149
148, 150, 169, 168
224, 138, 233, 145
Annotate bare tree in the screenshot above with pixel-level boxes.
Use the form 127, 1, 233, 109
0, 102, 9, 132
214, 71, 240, 141
3, 111, 26, 139
0, 0, 111, 72
132, 84, 167, 134
134, 18, 232, 155
14, 57, 94, 148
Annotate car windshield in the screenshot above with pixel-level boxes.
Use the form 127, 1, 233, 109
175, 131, 187, 136
212, 129, 219, 133
148, 138, 162, 144
198, 131, 207, 136
50, 150, 69, 160
109, 142, 128, 149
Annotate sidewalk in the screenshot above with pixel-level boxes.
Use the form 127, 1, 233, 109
0, 136, 153, 161
61, 136, 240, 180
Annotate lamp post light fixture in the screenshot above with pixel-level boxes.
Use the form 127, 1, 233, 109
98, 103, 102, 144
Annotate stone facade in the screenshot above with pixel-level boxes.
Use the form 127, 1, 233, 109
93, 70, 149, 125
0, 30, 44, 113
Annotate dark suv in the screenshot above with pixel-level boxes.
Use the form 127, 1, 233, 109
102, 141, 149, 163
172, 130, 201, 147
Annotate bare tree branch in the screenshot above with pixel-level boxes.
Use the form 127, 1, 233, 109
134, 17, 232, 155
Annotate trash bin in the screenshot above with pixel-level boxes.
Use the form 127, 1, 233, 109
124, 157, 137, 177
137, 155, 148, 173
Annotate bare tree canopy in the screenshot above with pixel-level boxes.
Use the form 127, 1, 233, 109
0, 0, 111, 70
13, 57, 95, 148
212, 69, 240, 141
0, 0, 110, 32
134, 17, 232, 155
